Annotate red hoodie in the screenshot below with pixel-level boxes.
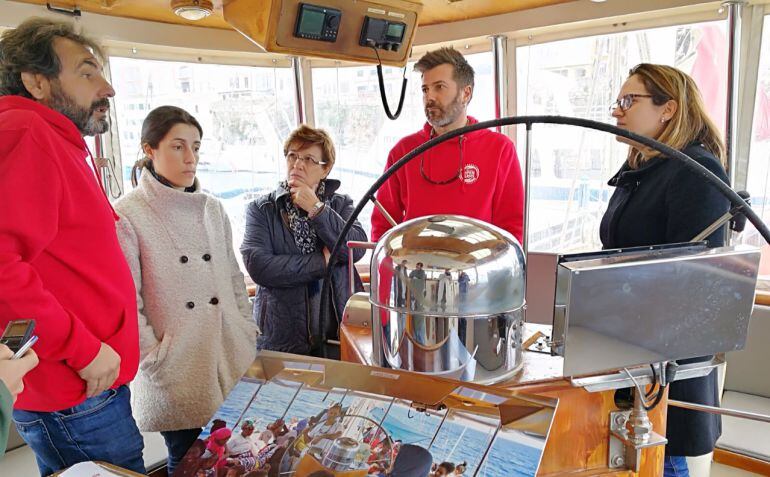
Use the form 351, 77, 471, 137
371, 117, 525, 242
0, 96, 139, 411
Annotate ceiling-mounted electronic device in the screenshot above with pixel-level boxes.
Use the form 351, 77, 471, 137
223, 0, 421, 67
359, 16, 406, 51
294, 3, 342, 42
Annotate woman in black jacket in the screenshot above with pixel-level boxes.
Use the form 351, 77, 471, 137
602, 63, 729, 477
241, 125, 366, 356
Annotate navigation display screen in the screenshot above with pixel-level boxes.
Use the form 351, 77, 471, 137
387, 22, 405, 40
298, 8, 325, 35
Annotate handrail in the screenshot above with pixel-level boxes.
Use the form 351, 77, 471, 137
347, 241, 376, 295
668, 399, 770, 424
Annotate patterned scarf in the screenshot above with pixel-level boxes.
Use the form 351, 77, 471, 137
280, 180, 326, 255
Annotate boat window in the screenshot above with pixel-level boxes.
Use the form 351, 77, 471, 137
517, 20, 728, 253
312, 51, 495, 240
737, 13, 770, 286
109, 56, 297, 273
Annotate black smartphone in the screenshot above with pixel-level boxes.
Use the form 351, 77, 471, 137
1, 319, 36, 354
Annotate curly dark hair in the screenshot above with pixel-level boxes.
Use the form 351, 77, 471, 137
0, 17, 103, 98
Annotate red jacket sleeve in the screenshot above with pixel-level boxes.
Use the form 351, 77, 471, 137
491, 139, 525, 243
371, 147, 405, 242
0, 128, 101, 371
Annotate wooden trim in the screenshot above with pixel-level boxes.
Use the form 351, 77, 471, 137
755, 290, 770, 306
714, 448, 770, 475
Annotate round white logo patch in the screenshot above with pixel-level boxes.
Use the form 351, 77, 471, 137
461, 164, 480, 184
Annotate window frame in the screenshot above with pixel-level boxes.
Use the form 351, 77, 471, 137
102, 45, 295, 201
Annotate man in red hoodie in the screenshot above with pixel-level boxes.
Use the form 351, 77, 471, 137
0, 18, 144, 474
370, 47, 525, 243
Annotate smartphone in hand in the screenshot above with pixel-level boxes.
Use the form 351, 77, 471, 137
12, 335, 38, 359
1, 319, 36, 355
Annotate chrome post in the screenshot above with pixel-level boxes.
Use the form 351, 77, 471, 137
491, 35, 507, 133
522, 124, 533, 322
292, 57, 306, 124
523, 124, 532, 258
723, 0, 746, 243
347, 241, 376, 295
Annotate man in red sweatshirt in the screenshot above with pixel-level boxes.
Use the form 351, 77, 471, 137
0, 18, 144, 475
370, 47, 525, 243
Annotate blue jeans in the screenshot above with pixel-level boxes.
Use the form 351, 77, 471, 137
161, 427, 202, 476
663, 455, 690, 477
13, 385, 145, 477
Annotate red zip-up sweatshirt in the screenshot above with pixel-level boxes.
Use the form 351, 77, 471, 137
371, 117, 525, 242
0, 96, 139, 412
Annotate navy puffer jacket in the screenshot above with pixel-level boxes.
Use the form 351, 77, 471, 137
600, 143, 729, 457
241, 180, 367, 355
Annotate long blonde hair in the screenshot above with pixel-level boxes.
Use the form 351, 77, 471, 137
626, 63, 726, 170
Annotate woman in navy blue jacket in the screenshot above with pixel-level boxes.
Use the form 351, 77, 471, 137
601, 63, 729, 477
241, 125, 367, 356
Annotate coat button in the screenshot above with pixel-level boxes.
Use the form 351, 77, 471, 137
180, 255, 189, 263
186, 301, 195, 309
202, 253, 211, 261
209, 297, 219, 305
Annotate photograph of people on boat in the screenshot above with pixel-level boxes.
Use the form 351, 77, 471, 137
171, 368, 552, 477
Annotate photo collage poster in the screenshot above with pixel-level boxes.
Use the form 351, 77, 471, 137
172, 353, 557, 477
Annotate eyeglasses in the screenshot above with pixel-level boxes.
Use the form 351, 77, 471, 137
609, 93, 655, 113
286, 151, 326, 167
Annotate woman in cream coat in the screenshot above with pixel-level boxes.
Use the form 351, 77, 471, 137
115, 106, 256, 474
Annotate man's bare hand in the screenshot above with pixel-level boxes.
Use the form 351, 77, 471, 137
77, 342, 120, 398
0, 344, 39, 402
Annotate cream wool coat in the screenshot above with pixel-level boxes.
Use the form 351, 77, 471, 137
115, 171, 257, 432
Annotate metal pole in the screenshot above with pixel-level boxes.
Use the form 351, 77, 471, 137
279, 383, 305, 421
428, 410, 450, 449
292, 56, 306, 124
347, 241, 376, 294
473, 423, 502, 477
669, 399, 770, 424
522, 124, 533, 323
723, 0, 746, 245
377, 398, 396, 426
724, 0, 745, 189
491, 35, 507, 133
233, 383, 263, 429
523, 124, 532, 257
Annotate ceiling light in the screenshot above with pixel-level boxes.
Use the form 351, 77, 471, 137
171, 0, 213, 21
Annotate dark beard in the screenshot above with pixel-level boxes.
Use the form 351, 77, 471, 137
425, 91, 465, 129
46, 81, 110, 136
